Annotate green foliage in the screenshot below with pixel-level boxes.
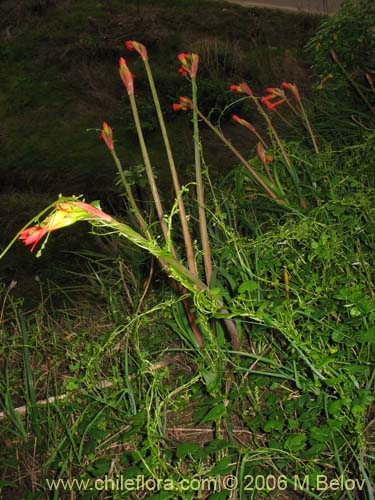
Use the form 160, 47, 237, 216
306, 0, 375, 108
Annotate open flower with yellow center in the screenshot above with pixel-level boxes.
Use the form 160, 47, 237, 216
19, 200, 112, 252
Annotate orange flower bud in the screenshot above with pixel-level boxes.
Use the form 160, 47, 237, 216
172, 96, 193, 111
125, 40, 148, 61
100, 121, 114, 151
119, 57, 134, 95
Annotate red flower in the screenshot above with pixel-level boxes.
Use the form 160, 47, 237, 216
232, 114, 256, 133
19, 201, 112, 252
72, 201, 112, 221
100, 122, 114, 151
261, 85, 286, 110
125, 40, 148, 61
229, 82, 253, 96
119, 57, 134, 95
172, 96, 193, 111
262, 98, 286, 110
177, 53, 199, 79
281, 81, 300, 100
19, 226, 49, 253
178, 66, 187, 77
257, 142, 273, 165
265, 87, 280, 94
257, 142, 266, 165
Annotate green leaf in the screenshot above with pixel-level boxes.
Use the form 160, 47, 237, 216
0, 480, 18, 488
200, 369, 220, 393
327, 399, 343, 416
283, 433, 307, 452
205, 439, 234, 453
176, 443, 201, 459
358, 325, 375, 342
200, 403, 227, 423
287, 418, 299, 430
263, 418, 283, 432
146, 492, 176, 500
238, 280, 258, 294
208, 457, 234, 475
208, 491, 229, 500
309, 425, 331, 443
301, 443, 327, 459
87, 459, 111, 477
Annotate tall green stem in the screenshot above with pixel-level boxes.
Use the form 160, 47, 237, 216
143, 60, 197, 276
295, 99, 320, 154
197, 110, 284, 203
110, 148, 149, 235
252, 97, 303, 206
106, 218, 238, 349
192, 78, 212, 286
128, 93, 169, 240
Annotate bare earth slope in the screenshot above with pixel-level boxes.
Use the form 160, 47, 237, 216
222, 0, 342, 15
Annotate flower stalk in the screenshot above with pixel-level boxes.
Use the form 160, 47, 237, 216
133, 44, 197, 277
100, 122, 149, 235
191, 66, 213, 287
282, 82, 319, 154
197, 109, 284, 203
119, 58, 169, 241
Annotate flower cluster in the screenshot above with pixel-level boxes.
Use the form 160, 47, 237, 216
19, 201, 111, 252
281, 81, 300, 101
177, 53, 199, 78
229, 82, 253, 97
172, 96, 193, 111
125, 40, 148, 61
260, 82, 301, 110
261, 87, 286, 110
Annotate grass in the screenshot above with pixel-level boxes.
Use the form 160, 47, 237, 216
1, 1, 375, 499
1, 162, 374, 497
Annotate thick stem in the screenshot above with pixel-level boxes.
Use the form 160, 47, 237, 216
192, 79, 213, 286
100, 218, 240, 348
197, 110, 283, 203
143, 60, 197, 277
110, 149, 149, 234
296, 99, 320, 154
252, 98, 303, 206
128, 93, 169, 240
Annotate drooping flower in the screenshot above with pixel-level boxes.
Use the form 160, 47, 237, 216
261, 85, 286, 110
100, 122, 114, 151
262, 82, 303, 109
281, 81, 301, 101
71, 201, 112, 221
19, 200, 112, 252
261, 97, 286, 110
177, 53, 199, 79
229, 82, 253, 96
19, 226, 49, 253
119, 57, 134, 95
172, 96, 193, 111
125, 40, 148, 61
232, 114, 256, 133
